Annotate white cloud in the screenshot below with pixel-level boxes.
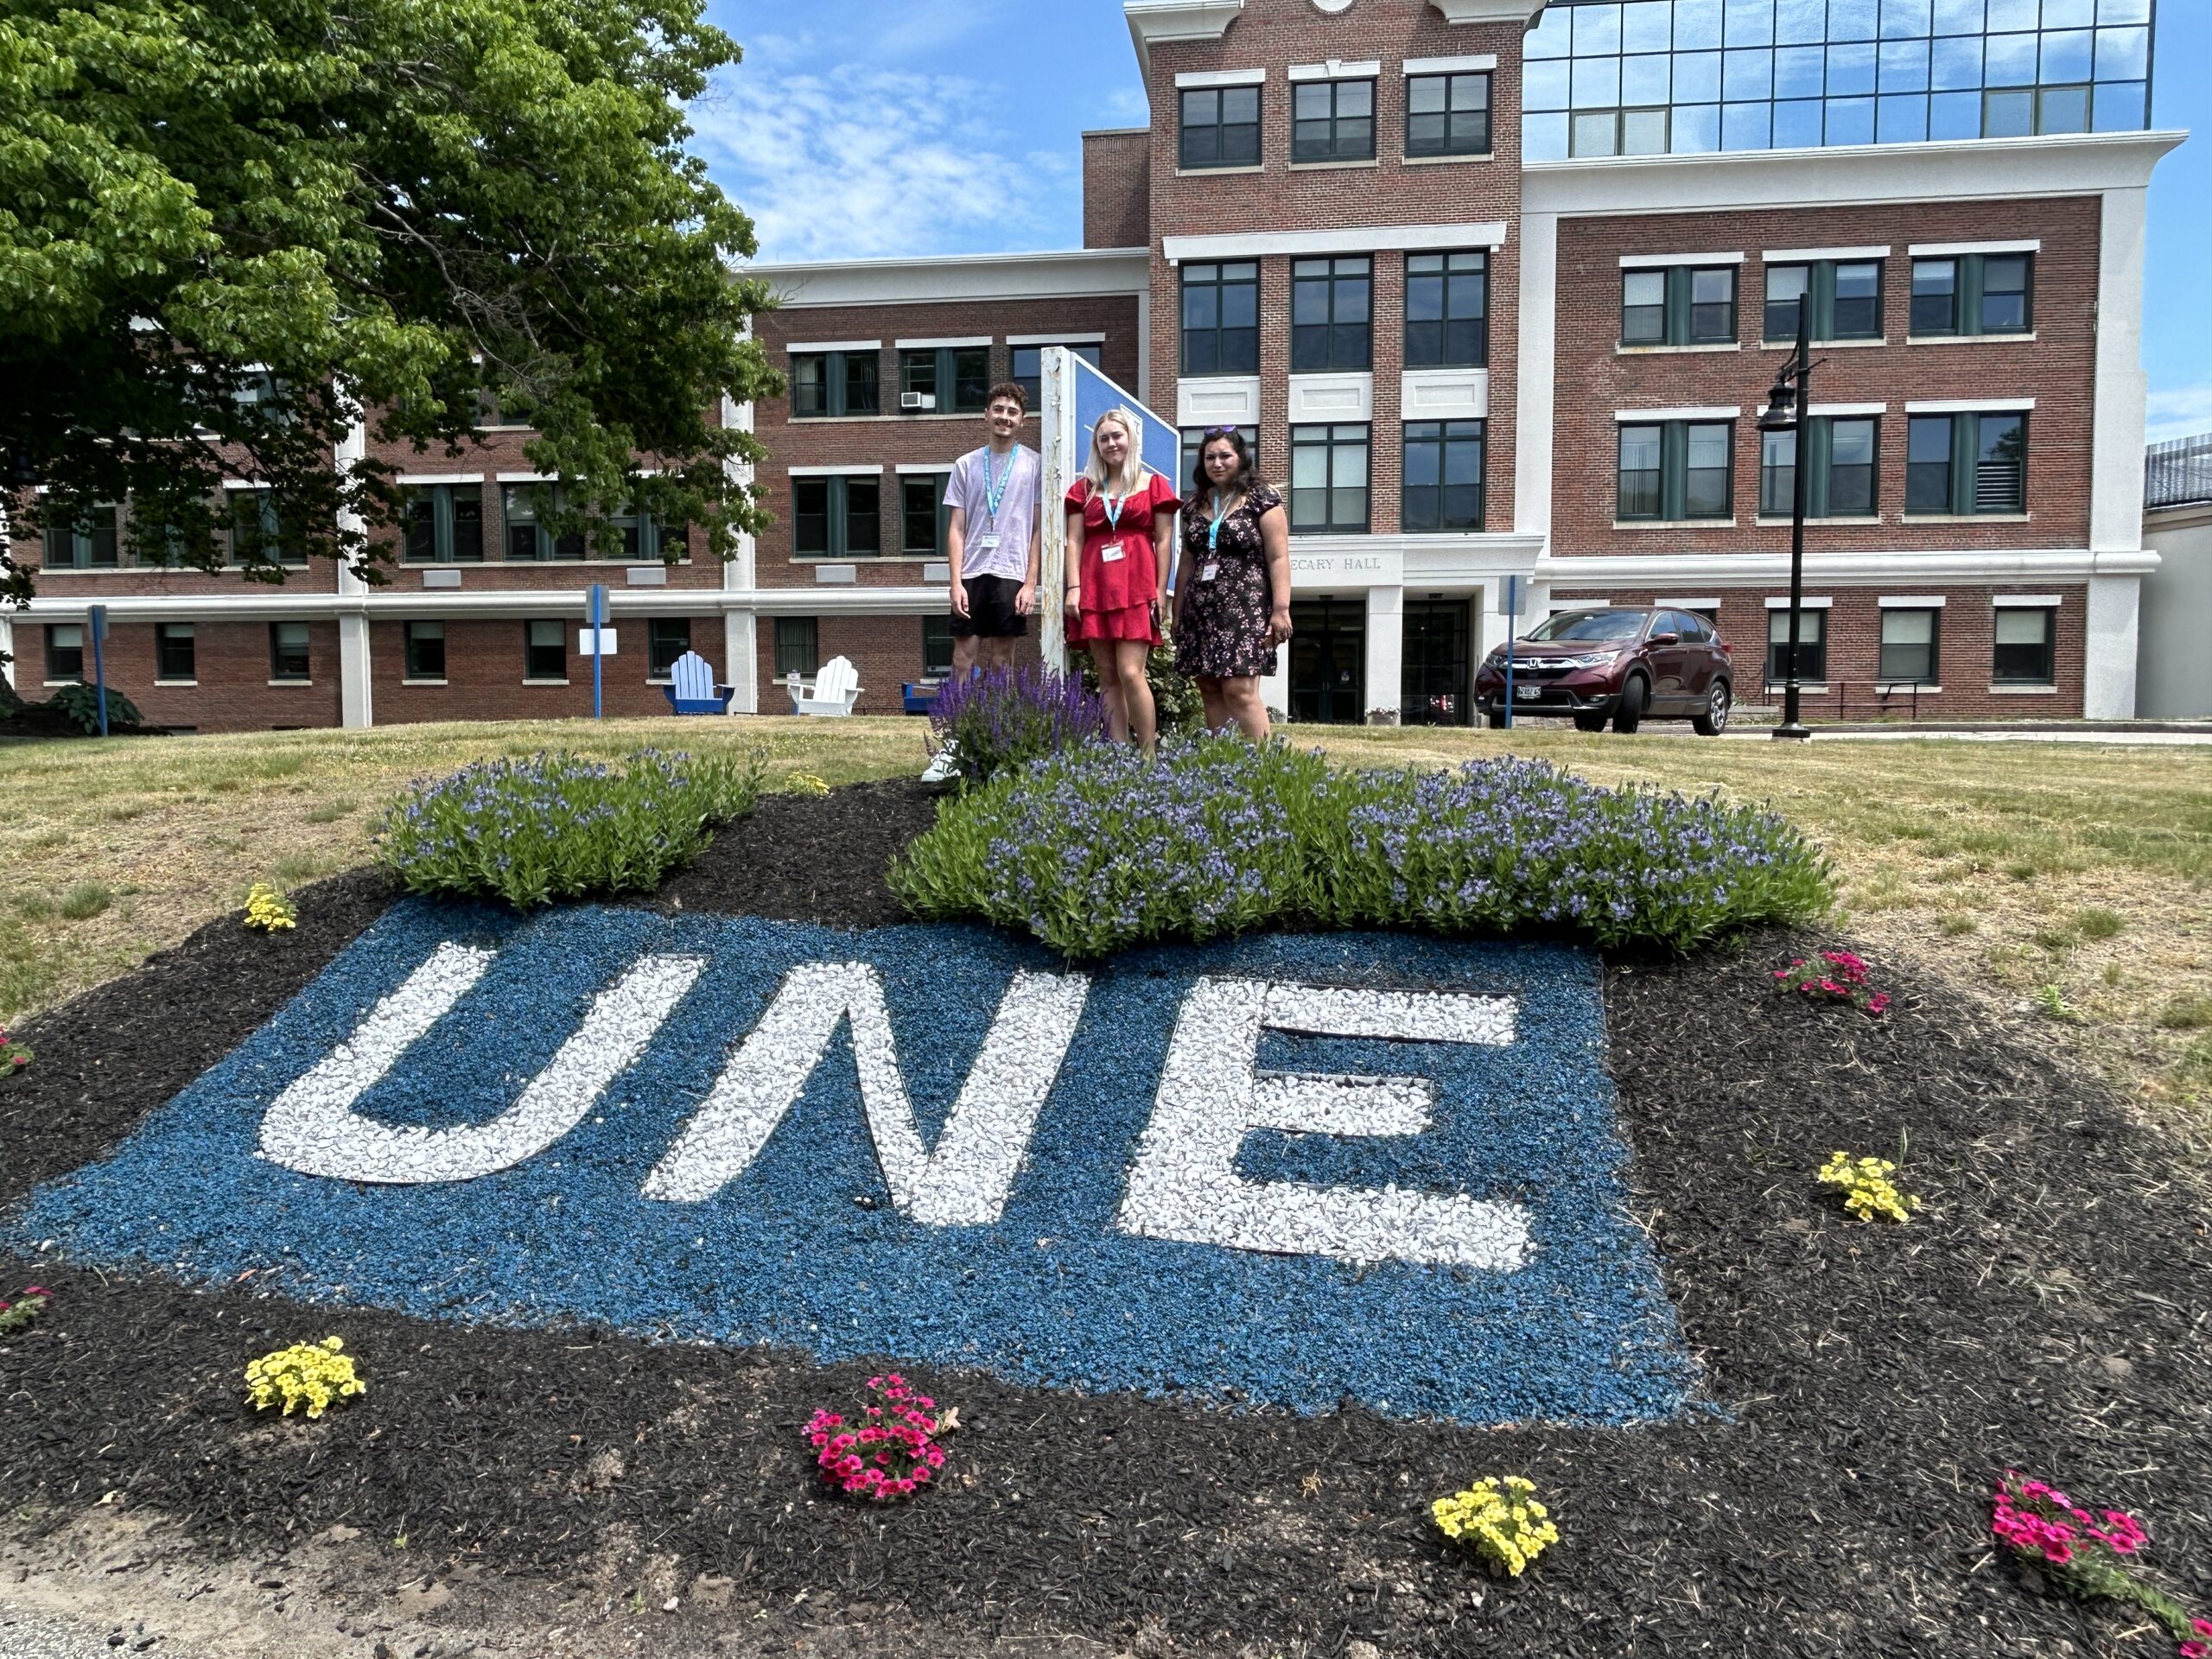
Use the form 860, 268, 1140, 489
689, 40, 1075, 263
2146, 384, 2212, 445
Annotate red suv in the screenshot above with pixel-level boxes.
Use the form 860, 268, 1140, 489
1473, 607, 1735, 735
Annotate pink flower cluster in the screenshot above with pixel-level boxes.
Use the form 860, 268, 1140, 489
2186, 1619, 2212, 1659
1993, 1472, 2145, 1567
804, 1374, 948, 1503
0, 1027, 29, 1070
1776, 949, 1891, 1014
0, 1286, 54, 1335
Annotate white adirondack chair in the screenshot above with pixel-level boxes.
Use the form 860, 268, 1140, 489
662, 650, 734, 715
786, 654, 862, 717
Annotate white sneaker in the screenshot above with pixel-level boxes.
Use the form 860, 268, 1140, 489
919, 741, 961, 786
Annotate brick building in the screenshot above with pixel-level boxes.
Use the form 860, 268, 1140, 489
3, 0, 2183, 728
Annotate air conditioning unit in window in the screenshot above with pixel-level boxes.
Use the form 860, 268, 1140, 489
900, 391, 937, 410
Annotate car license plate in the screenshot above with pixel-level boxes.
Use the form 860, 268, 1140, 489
1516, 684, 1541, 701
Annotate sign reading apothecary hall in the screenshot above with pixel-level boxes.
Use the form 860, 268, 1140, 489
12, 906, 1695, 1427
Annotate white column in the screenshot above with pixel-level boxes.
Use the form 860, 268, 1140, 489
723, 610, 759, 715
334, 413, 374, 728
0, 613, 15, 693
1515, 210, 1559, 545
2084, 573, 2142, 719
2090, 187, 2151, 556
1364, 583, 1404, 725
1475, 582, 1511, 659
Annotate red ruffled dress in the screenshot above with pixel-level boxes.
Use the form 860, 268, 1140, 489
1065, 472, 1180, 646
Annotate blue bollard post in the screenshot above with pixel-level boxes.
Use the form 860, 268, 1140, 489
88, 605, 110, 738
589, 583, 606, 721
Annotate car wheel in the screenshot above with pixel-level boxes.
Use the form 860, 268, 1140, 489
1612, 675, 1647, 734
1693, 680, 1732, 737
1573, 712, 1608, 733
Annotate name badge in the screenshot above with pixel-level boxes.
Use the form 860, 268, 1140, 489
976, 532, 1001, 550
1199, 563, 1219, 583
1099, 539, 1126, 563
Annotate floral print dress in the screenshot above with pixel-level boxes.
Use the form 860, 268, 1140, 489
1174, 486, 1283, 680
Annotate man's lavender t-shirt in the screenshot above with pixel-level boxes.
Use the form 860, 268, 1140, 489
943, 444, 1041, 584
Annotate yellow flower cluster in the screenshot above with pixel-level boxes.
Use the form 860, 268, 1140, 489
1817, 1152, 1921, 1224
244, 882, 298, 932
785, 772, 832, 797
245, 1336, 366, 1418
1433, 1476, 1560, 1578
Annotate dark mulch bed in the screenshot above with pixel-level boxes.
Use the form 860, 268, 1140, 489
3, 788, 2209, 1656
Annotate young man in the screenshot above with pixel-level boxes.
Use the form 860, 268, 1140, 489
921, 381, 1042, 783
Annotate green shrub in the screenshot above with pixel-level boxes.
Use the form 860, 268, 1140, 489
2072, 907, 2124, 941
377, 749, 762, 909
45, 683, 144, 734
59, 882, 113, 921
893, 736, 1834, 959
1076, 641, 1204, 736
2158, 995, 2212, 1032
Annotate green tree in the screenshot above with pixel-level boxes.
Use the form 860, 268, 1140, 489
0, 0, 778, 602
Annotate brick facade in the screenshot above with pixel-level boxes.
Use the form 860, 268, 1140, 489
1081, 129, 1152, 250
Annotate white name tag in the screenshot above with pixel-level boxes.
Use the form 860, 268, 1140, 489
976, 532, 1001, 550
1099, 540, 1126, 563
1199, 563, 1219, 583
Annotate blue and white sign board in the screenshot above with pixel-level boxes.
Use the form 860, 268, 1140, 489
1038, 349, 1181, 673
8, 906, 1695, 1426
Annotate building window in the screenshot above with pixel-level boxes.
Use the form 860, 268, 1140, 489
1618, 421, 1733, 521
1181, 262, 1260, 376
921, 615, 955, 678
1292, 78, 1375, 162
789, 351, 879, 418
156, 623, 195, 682
270, 622, 311, 682
401, 483, 485, 563
524, 619, 566, 682
1402, 420, 1485, 531
1765, 609, 1827, 685
226, 489, 308, 567
404, 620, 446, 682
1993, 607, 2056, 686
503, 486, 586, 562
774, 617, 819, 679
648, 619, 692, 679
45, 624, 85, 682
1405, 71, 1492, 157
901, 474, 950, 555
1763, 260, 1884, 343
1180, 425, 1261, 493
1570, 106, 1670, 157
1910, 254, 2034, 337
1759, 416, 1879, 518
41, 505, 119, 569
1404, 251, 1487, 369
1291, 257, 1372, 372
792, 475, 882, 557
1906, 411, 2027, 516
1621, 266, 1737, 346
1879, 608, 1940, 684
1011, 341, 1102, 409
1288, 424, 1370, 534
1179, 85, 1261, 170
899, 346, 989, 416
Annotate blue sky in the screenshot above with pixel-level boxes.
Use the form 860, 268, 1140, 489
694, 0, 2209, 441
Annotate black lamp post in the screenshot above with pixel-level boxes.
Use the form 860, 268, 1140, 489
1758, 312, 1814, 741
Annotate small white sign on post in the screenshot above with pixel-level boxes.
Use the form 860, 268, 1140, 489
578, 628, 619, 658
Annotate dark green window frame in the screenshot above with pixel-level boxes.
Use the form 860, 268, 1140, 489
41, 504, 119, 569
1910, 253, 2034, 338
1287, 423, 1370, 534
45, 623, 85, 682
1758, 416, 1880, 519
921, 615, 956, 678
1763, 259, 1885, 343
1404, 72, 1491, 158
1765, 609, 1827, 687
647, 618, 692, 679
899, 346, 990, 416
1179, 85, 1260, 170
1290, 256, 1372, 372
1993, 607, 2057, 687
403, 620, 446, 682
773, 616, 818, 679
901, 474, 952, 556
227, 488, 308, 567
1617, 421, 1734, 522
503, 486, 584, 562
1905, 411, 2027, 517
524, 619, 567, 682
1404, 251, 1488, 368
1621, 265, 1737, 346
1292, 78, 1375, 162
1401, 420, 1485, 531
792, 474, 882, 558
155, 622, 196, 682
401, 483, 484, 564
270, 621, 312, 683
1181, 262, 1260, 376
1878, 608, 1941, 686
790, 350, 880, 418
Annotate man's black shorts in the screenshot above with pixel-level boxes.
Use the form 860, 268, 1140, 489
950, 573, 1028, 639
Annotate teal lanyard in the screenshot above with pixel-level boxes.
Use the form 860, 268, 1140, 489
982, 446, 1015, 526
1103, 486, 1128, 531
1208, 493, 1234, 555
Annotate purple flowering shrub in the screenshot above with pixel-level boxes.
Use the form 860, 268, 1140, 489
894, 736, 1831, 957
377, 748, 762, 909
929, 664, 1109, 783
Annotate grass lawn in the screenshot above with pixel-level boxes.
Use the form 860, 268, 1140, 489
3, 715, 2207, 1138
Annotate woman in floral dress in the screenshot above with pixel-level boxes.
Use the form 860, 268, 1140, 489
1172, 427, 1292, 741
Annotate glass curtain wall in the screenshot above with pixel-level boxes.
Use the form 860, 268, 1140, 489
1524, 0, 2154, 161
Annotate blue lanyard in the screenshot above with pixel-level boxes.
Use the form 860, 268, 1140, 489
982, 446, 1017, 524
1207, 493, 1234, 555
1102, 482, 1129, 531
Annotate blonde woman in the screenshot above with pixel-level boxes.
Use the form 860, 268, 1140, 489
1064, 408, 1179, 747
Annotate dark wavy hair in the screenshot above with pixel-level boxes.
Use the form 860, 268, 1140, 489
1188, 427, 1268, 509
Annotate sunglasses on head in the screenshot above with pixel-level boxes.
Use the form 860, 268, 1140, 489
1201, 426, 1241, 441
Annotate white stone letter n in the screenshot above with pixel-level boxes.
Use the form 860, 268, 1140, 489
1116, 977, 1530, 1269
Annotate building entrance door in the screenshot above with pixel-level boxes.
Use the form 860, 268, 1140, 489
1402, 600, 1471, 726
1289, 600, 1366, 724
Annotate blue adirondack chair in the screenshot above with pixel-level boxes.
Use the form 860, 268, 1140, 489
663, 650, 735, 715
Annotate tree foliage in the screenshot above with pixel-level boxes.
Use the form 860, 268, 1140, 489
0, 0, 779, 601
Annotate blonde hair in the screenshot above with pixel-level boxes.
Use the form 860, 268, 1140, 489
1083, 407, 1148, 499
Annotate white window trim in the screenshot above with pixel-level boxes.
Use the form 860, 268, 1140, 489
1993, 594, 2064, 607
395, 473, 482, 486
221, 480, 269, 492
1878, 595, 1948, 608
1618, 251, 1745, 269
1164, 222, 1507, 263
1175, 67, 1265, 88
1007, 332, 1107, 346
788, 464, 887, 478
893, 336, 990, 350
1762, 245, 1892, 264
1764, 595, 1834, 609
1905, 397, 2036, 413
1548, 597, 1613, 611
784, 340, 881, 355
1656, 598, 1723, 612
1404, 54, 1497, 75
1910, 239, 2041, 257
1806, 403, 1887, 417
894, 462, 957, 475
496, 472, 557, 484
1614, 406, 1741, 423
1288, 59, 1382, 81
